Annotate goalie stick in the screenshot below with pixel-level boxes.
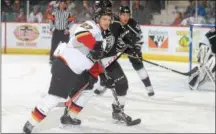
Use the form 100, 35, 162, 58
98, 60, 141, 126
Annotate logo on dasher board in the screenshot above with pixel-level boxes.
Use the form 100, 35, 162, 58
14, 25, 39, 41
148, 30, 168, 48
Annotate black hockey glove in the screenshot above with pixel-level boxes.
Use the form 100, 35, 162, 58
88, 41, 104, 62
116, 37, 128, 52
125, 47, 143, 60
121, 28, 137, 47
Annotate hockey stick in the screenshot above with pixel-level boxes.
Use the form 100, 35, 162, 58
98, 60, 141, 126
57, 47, 129, 107
126, 54, 194, 76
56, 82, 89, 107
125, 24, 194, 76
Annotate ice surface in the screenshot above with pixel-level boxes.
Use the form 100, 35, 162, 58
1, 55, 215, 133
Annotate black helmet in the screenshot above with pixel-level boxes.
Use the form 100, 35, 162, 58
94, 7, 112, 22
119, 5, 130, 14
95, 0, 112, 9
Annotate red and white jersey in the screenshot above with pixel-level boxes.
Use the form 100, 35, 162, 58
54, 20, 104, 74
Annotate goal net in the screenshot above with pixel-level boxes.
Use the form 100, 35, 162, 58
189, 24, 216, 71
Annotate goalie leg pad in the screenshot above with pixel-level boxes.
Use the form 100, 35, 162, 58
197, 44, 212, 65
188, 68, 207, 90
203, 55, 215, 83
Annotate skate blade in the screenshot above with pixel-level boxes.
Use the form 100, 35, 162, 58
58, 124, 80, 129
112, 118, 141, 126
127, 118, 141, 126
112, 119, 125, 124
148, 92, 155, 97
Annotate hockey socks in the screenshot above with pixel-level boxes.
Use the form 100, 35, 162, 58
137, 68, 154, 96
61, 102, 82, 125
23, 107, 47, 134
31, 107, 46, 124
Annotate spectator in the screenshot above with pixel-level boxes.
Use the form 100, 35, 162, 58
2, 0, 13, 13
121, 0, 130, 6
12, 0, 21, 13
206, 0, 215, 24
66, 0, 76, 12
181, 10, 206, 26
43, 4, 53, 23
132, 0, 152, 24
184, 0, 194, 18
171, 12, 183, 26
111, 1, 121, 16
15, 8, 26, 22
28, 5, 43, 22
75, 0, 92, 22
49, 0, 59, 9
83, 0, 89, 10
190, 1, 206, 17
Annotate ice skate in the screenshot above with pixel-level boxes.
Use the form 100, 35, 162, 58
146, 87, 155, 96
112, 104, 132, 123
60, 108, 81, 126
22, 121, 34, 134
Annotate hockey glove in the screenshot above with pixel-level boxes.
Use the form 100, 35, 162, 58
121, 28, 137, 48
116, 37, 128, 52
125, 46, 143, 60
88, 41, 104, 62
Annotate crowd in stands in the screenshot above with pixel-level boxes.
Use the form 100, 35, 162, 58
1, 0, 215, 25
171, 0, 215, 26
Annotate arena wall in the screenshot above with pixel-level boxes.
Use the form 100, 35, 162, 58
0, 22, 209, 62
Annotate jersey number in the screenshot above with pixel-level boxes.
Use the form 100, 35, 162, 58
80, 23, 93, 29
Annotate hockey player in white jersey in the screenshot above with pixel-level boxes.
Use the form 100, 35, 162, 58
189, 28, 215, 90
58, 1, 142, 127
22, 7, 113, 134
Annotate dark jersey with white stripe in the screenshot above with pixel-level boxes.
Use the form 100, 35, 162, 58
205, 29, 216, 54
103, 16, 143, 57
50, 8, 74, 31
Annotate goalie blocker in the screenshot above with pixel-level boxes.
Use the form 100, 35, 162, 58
189, 28, 216, 90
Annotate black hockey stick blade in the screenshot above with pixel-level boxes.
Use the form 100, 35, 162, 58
142, 59, 193, 76
127, 118, 141, 126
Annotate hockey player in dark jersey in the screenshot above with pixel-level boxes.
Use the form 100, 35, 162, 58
189, 28, 215, 90
94, 5, 155, 96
